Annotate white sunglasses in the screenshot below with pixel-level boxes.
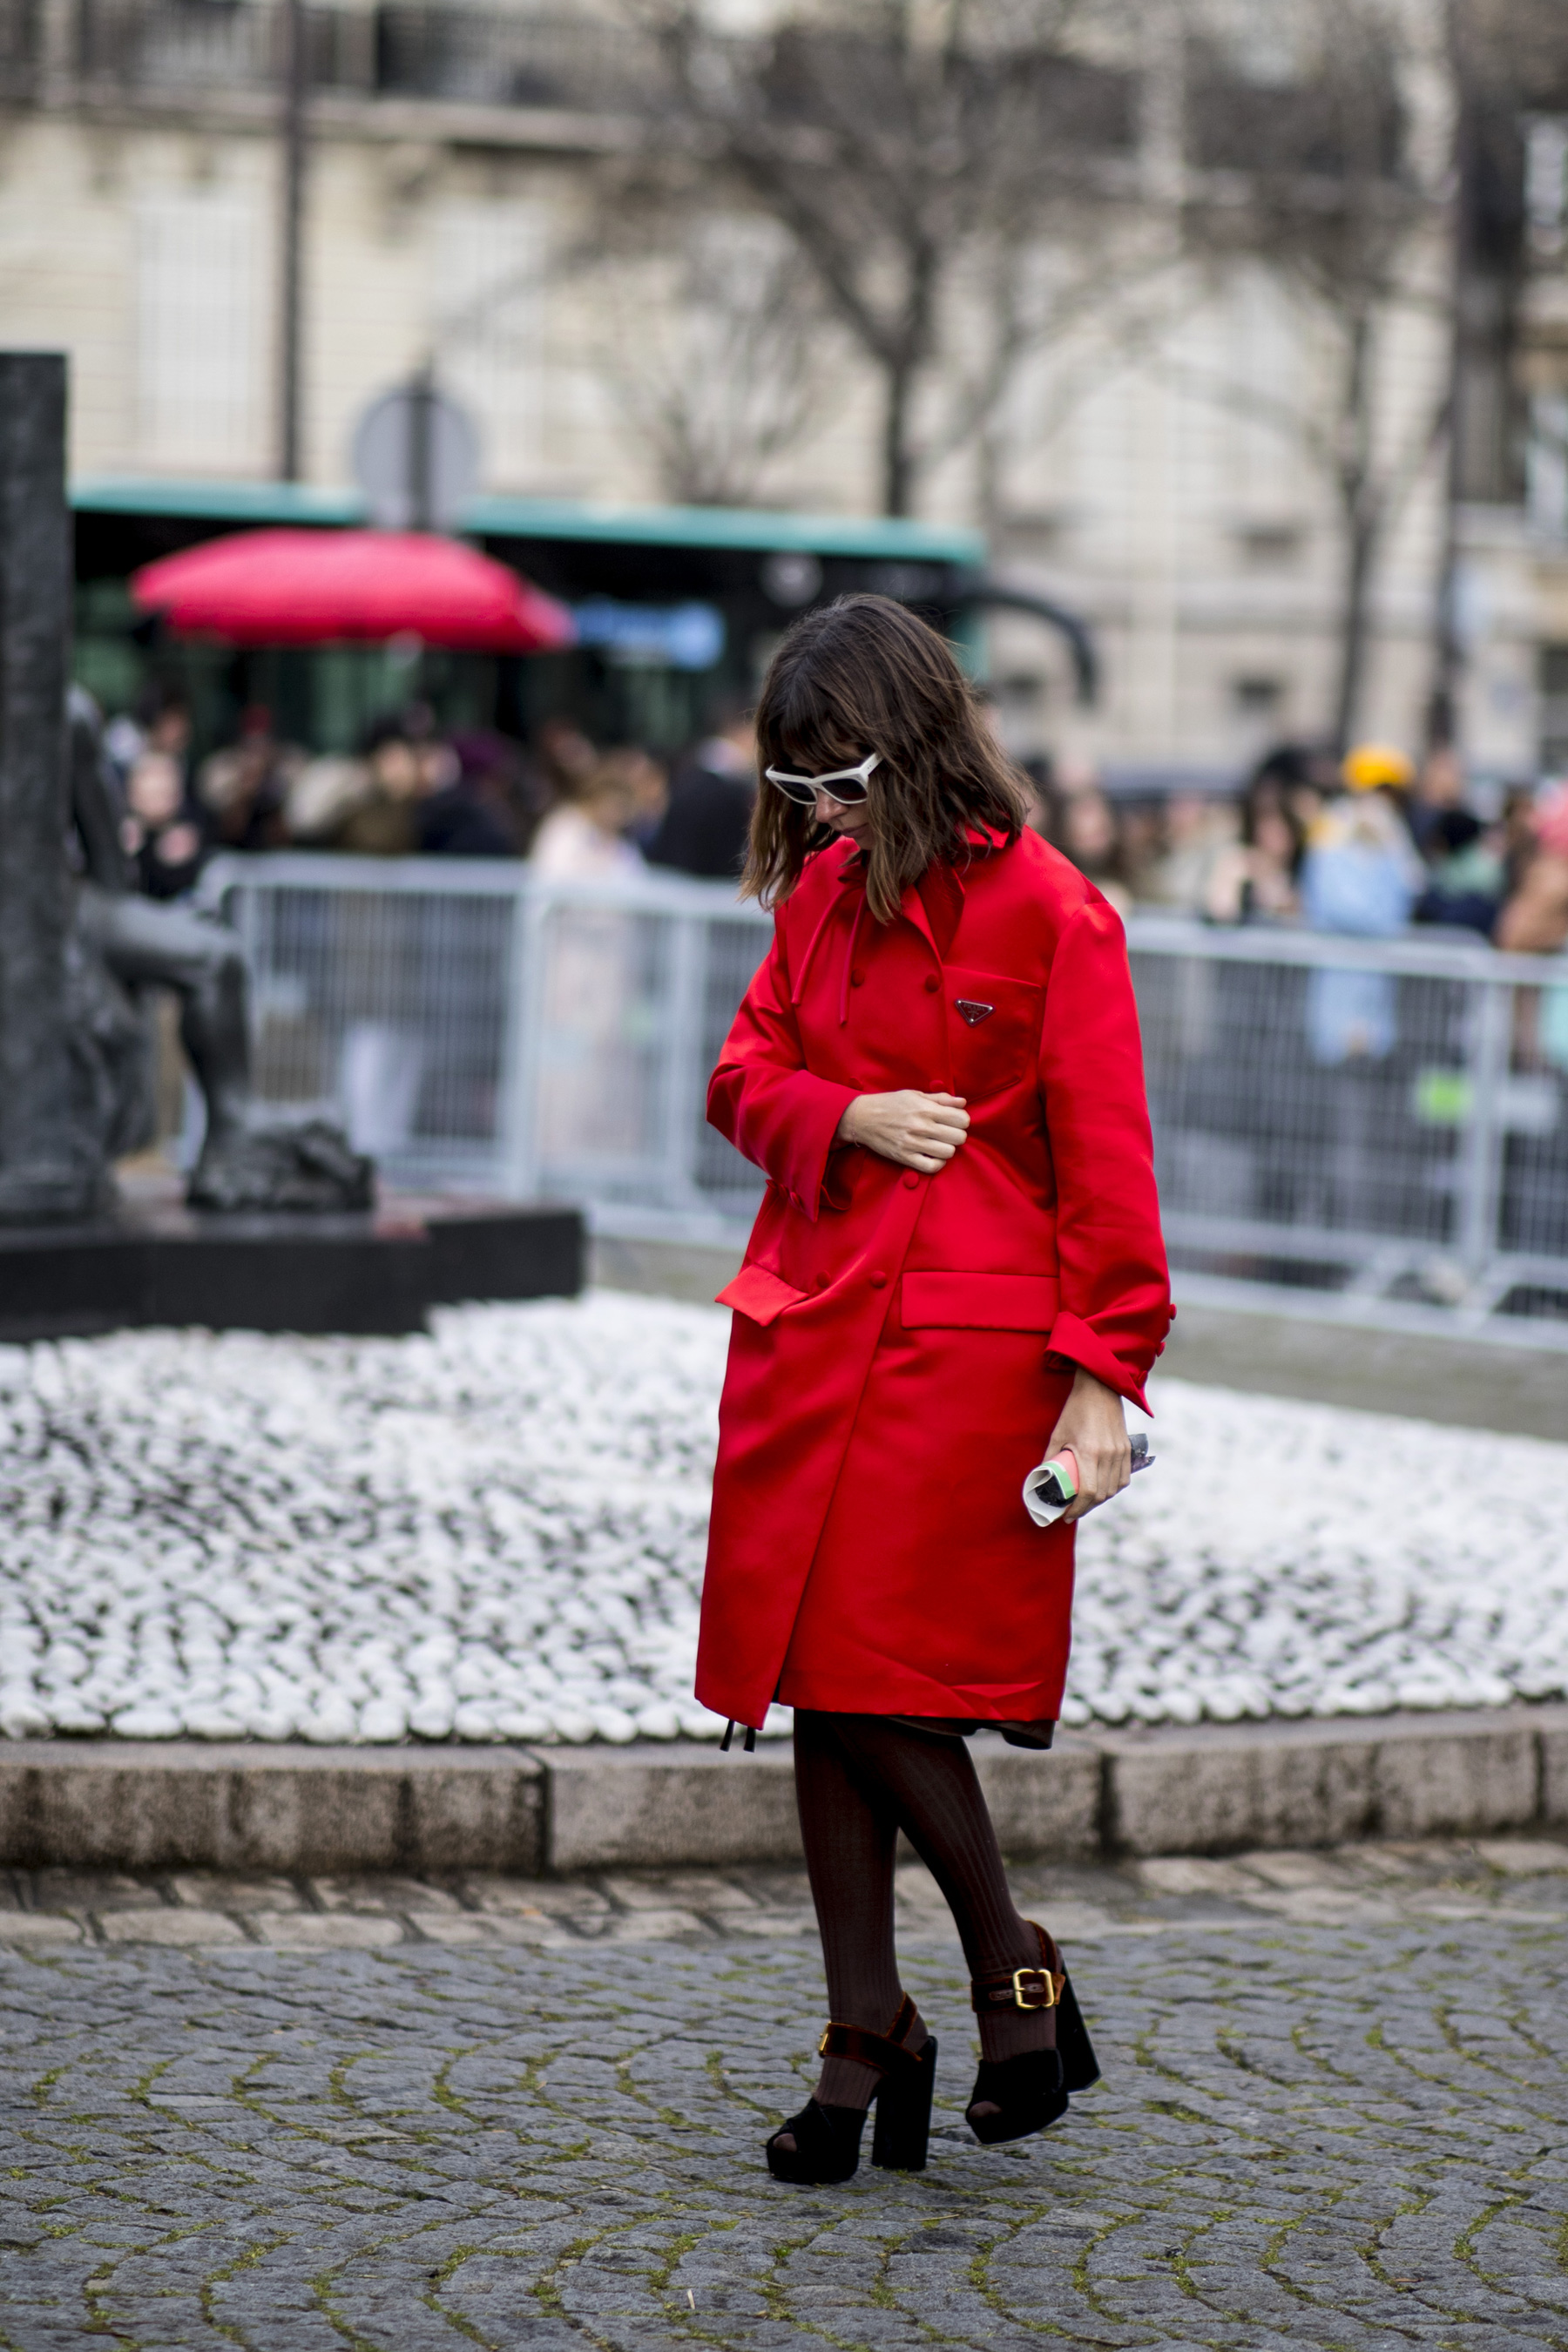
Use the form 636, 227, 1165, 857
763, 751, 882, 808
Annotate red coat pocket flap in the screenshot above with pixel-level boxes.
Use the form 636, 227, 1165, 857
716, 1264, 810, 1327
902, 1271, 1059, 1330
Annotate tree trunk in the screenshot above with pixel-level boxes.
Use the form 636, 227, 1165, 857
1429, 0, 1476, 748
882, 361, 916, 516
1330, 308, 1377, 752
879, 240, 938, 517
1332, 505, 1378, 753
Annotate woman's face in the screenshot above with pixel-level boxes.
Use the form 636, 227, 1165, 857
584, 780, 634, 835
128, 752, 182, 825
1254, 808, 1295, 866
812, 783, 872, 838
1064, 792, 1114, 861
371, 740, 422, 799
785, 742, 875, 839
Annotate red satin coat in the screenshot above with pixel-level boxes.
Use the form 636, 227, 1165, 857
695, 827, 1172, 1734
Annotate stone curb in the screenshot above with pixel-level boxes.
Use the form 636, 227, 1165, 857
0, 1744, 547, 1878
3, 1706, 1567, 1876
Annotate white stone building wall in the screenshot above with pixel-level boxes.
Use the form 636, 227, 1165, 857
0, 57, 1554, 772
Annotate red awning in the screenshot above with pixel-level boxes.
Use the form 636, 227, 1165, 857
130, 527, 576, 653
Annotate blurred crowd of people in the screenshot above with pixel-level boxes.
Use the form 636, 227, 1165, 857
1021, 738, 1568, 970
99, 689, 764, 893
101, 686, 1568, 978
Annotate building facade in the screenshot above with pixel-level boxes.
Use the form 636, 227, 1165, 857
2, 0, 1565, 776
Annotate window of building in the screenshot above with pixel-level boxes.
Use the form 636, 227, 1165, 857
1233, 521, 1306, 567
430, 201, 544, 490
1542, 645, 1568, 774
1526, 117, 1568, 259
1227, 675, 1288, 757
135, 192, 261, 470
1529, 395, 1568, 542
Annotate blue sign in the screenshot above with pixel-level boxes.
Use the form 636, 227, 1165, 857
572, 598, 725, 671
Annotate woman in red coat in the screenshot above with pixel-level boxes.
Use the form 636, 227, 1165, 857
698, 597, 1171, 2184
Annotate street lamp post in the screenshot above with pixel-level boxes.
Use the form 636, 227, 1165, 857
279, 0, 308, 481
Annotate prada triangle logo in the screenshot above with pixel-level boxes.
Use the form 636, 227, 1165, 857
954, 999, 995, 1025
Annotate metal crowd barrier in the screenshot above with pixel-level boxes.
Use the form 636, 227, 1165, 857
198, 852, 775, 1220
1127, 915, 1568, 1327
198, 855, 1568, 1332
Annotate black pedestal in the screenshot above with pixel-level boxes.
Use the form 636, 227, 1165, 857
0, 1192, 584, 1340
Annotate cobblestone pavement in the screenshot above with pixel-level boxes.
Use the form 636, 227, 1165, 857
3, 1838, 1567, 2351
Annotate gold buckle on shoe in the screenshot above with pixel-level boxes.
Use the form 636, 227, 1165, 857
1011, 1966, 1058, 2011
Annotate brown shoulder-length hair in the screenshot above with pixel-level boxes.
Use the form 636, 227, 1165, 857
741, 594, 1026, 925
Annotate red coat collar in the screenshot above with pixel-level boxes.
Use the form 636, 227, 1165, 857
830, 839, 984, 963
914, 861, 965, 958
826, 825, 1013, 967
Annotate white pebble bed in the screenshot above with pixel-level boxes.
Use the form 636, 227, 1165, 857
0, 1292, 1565, 1745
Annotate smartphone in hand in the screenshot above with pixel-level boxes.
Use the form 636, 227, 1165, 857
1024, 1431, 1152, 1527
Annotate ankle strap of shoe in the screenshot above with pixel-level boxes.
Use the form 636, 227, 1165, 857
819, 1991, 923, 2073
970, 1923, 1064, 2014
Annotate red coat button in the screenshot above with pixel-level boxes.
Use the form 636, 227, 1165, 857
902, 1172, 919, 1189
923, 973, 940, 993
868, 1269, 887, 1288
851, 969, 866, 987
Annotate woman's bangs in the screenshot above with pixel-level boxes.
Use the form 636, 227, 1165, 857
768, 673, 862, 775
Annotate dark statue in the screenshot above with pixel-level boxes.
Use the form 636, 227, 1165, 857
0, 351, 368, 1226
66, 690, 373, 1215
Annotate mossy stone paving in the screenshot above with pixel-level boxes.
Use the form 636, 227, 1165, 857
2, 1848, 1566, 2349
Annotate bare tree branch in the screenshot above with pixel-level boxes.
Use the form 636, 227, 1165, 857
623, 0, 1159, 513
584, 212, 836, 504
1178, 0, 1446, 745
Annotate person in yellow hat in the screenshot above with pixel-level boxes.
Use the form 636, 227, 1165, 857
1301, 742, 1424, 1064
1342, 743, 1416, 795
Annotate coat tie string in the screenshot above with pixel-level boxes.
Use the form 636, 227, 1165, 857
789, 848, 865, 1010
838, 892, 866, 1026
789, 889, 843, 1007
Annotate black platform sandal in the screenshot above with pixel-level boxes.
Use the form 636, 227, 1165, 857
767, 1992, 937, 2184
965, 1923, 1098, 2146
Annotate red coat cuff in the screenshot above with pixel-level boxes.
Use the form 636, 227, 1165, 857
1046, 1309, 1156, 1416
746, 1070, 859, 1223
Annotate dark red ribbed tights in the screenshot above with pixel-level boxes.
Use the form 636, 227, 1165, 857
794, 1710, 1055, 2111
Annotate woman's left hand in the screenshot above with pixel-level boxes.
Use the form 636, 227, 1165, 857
1044, 1365, 1130, 1521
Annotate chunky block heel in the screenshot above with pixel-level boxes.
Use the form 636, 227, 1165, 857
965, 1923, 1098, 2146
766, 1993, 935, 2184
1056, 1970, 1099, 2093
870, 2028, 936, 2172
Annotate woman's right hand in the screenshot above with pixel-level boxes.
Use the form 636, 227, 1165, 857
836, 1090, 970, 1174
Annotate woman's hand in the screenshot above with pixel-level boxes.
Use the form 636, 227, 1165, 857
1044, 1365, 1130, 1521
836, 1090, 970, 1174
